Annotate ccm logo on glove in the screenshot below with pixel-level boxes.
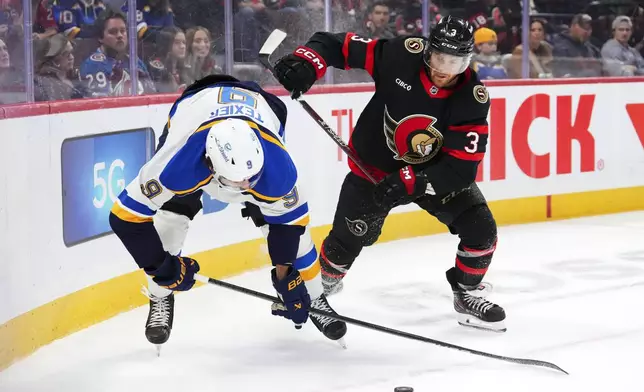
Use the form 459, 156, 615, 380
294, 46, 326, 70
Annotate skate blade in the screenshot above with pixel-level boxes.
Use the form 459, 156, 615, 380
336, 337, 347, 349
155, 344, 162, 357
457, 313, 506, 333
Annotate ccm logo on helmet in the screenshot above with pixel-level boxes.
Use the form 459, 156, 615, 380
395, 78, 412, 91
295, 47, 325, 70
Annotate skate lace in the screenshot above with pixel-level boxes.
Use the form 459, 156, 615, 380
463, 293, 495, 314
141, 286, 170, 328
310, 297, 335, 328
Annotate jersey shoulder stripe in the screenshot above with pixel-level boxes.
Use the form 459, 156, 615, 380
243, 124, 296, 202
159, 130, 213, 195
118, 190, 155, 216
263, 203, 309, 225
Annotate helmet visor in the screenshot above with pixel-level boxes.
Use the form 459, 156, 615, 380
427, 51, 472, 75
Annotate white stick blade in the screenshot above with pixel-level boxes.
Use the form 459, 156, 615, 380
259, 30, 287, 56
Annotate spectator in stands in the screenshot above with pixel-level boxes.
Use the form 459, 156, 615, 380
0, 0, 55, 43
394, 0, 422, 36
552, 13, 602, 77
32, 0, 58, 40
0, 0, 24, 67
601, 15, 644, 76
0, 0, 22, 41
0, 37, 24, 104
135, 0, 175, 39
183, 26, 223, 85
234, 0, 270, 63
148, 26, 187, 93
628, 6, 644, 57
33, 33, 84, 101
359, 1, 395, 39
584, 1, 615, 49
507, 18, 553, 78
51, 0, 106, 39
471, 27, 507, 79
79, 9, 156, 97
334, 0, 363, 18
464, 0, 520, 54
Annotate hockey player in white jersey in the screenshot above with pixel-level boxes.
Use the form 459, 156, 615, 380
109, 75, 347, 347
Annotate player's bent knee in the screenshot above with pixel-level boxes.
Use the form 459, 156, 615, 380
340, 215, 385, 248
323, 233, 362, 264
453, 204, 497, 246
290, 228, 324, 299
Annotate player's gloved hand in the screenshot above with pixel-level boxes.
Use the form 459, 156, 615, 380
271, 266, 311, 328
273, 46, 326, 99
373, 165, 434, 207
147, 253, 200, 291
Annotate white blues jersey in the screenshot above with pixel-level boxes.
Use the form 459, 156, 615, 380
110, 78, 321, 296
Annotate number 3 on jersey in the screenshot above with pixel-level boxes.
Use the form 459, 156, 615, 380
464, 131, 479, 153
350, 35, 373, 44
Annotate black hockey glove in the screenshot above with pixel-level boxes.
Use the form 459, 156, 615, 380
273, 46, 327, 99
271, 267, 311, 328
373, 165, 435, 208
146, 253, 200, 292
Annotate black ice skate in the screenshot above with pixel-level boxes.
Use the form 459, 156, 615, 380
309, 295, 348, 348
142, 287, 175, 355
446, 268, 506, 333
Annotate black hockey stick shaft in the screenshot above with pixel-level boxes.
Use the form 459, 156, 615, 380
194, 274, 568, 375
258, 30, 378, 184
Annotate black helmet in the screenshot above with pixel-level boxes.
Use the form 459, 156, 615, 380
424, 15, 475, 74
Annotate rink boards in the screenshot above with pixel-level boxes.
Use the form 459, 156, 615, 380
1, 77, 643, 370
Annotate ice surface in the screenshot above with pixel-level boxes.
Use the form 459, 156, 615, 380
2, 211, 644, 392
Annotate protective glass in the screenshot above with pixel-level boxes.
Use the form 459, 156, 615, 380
427, 51, 473, 75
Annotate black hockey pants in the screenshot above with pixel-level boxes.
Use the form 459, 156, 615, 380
319, 172, 498, 286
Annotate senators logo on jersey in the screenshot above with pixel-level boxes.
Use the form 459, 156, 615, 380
383, 106, 443, 164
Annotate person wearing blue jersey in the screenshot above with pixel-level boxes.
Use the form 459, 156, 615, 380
471, 28, 508, 80
79, 9, 156, 97
109, 75, 347, 350
50, 0, 106, 39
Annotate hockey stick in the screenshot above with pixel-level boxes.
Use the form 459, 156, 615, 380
258, 29, 378, 184
194, 273, 568, 374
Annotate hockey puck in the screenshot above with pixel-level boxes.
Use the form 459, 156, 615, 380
394, 388, 413, 392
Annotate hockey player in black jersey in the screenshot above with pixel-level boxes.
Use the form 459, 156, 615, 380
273, 16, 506, 332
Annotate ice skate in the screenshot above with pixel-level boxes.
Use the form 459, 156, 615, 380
142, 286, 175, 354
446, 268, 506, 332
309, 294, 348, 348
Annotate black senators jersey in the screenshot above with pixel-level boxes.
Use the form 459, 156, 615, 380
302, 32, 491, 196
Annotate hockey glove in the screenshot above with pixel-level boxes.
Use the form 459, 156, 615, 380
273, 46, 326, 99
271, 267, 311, 328
373, 165, 435, 208
147, 253, 200, 292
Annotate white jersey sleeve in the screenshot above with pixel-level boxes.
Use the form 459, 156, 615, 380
111, 84, 285, 223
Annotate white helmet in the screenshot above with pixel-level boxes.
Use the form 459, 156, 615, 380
205, 118, 265, 192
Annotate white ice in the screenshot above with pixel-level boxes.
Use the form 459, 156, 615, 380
2, 211, 644, 392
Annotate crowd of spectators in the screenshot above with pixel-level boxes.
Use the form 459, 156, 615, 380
2, 0, 644, 104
